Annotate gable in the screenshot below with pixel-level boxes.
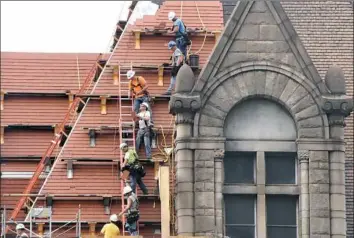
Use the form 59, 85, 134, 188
196, 1, 325, 94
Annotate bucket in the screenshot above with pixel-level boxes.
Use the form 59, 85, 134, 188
189, 54, 199, 69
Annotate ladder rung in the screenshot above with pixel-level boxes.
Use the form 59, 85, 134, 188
121, 114, 132, 116
121, 105, 132, 108
121, 130, 134, 133
123, 138, 135, 141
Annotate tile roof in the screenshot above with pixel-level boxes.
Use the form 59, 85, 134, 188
0, 52, 104, 94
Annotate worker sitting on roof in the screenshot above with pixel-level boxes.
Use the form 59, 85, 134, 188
120, 142, 148, 195
127, 70, 152, 116
133, 102, 153, 160
119, 186, 140, 236
15, 223, 29, 238
100, 214, 121, 238
163, 41, 184, 95
168, 11, 190, 61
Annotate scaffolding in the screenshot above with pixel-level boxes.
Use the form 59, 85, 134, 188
1, 205, 81, 238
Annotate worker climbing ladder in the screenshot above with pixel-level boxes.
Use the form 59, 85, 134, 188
117, 64, 140, 236
4, 1, 139, 236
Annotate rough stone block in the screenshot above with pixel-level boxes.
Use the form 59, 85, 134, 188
330, 185, 346, 195
208, 84, 238, 112
299, 128, 323, 138
236, 24, 259, 40
195, 150, 214, 161
195, 182, 205, 192
176, 160, 193, 169
177, 215, 194, 234
244, 74, 258, 95
310, 217, 330, 234
176, 168, 194, 183
204, 209, 215, 216
286, 86, 308, 108
176, 192, 194, 209
310, 194, 330, 210
264, 71, 278, 96
295, 104, 320, 121
215, 183, 223, 193
195, 216, 215, 233
204, 182, 215, 192
330, 194, 346, 211
237, 74, 250, 97
309, 184, 329, 194
195, 161, 205, 168
176, 182, 194, 192
205, 161, 214, 168
229, 40, 247, 52
195, 168, 215, 182
260, 25, 284, 40
310, 209, 330, 218
195, 209, 205, 216
244, 12, 277, 25
199, 114, 224, 127
330, 170, 345, 185
310, 151, 328, 162
254, 71, 266, 95
298, 116, 323, 128
199, 126, 223, 137
215, 193, 223, 209
291, 94, 315, 114
203, 103, 228, 120
195, 192, 215, 209
247, 41, 289, 53
331, 218, 347, 235
279, 79, 298, 102
271, 74, 288, 98
222, 53, 258, 68
310, 169, 329, 184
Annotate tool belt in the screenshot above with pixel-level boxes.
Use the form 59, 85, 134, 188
126, 211, 140, 223
132, 163, 146, 177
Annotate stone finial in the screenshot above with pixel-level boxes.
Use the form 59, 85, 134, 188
214, 149, 225, 160
324, 65, 346, 95
175, 64, 196, 93
297, 150, 309, 163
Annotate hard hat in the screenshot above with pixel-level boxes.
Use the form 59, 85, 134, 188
110, 214, 118, 222
119, 142, 128, 150
141, 102, 149, 108
123, 186, 133, 195
16, 223, 25, 230
168, 41, 176, 49
168, 11, 176, 21
126, 70, 135, 79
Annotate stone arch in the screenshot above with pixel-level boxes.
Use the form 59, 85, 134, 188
194, 61, 329, 139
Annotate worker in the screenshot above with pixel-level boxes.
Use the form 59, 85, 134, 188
120, 142, 148, 195
15, 223, 29, 238
126, 70, 151, 115
133, 102, 153, 160
163, 41, 184, 95
100, 214, 121, 238
168, 11, 190, 61
118, 186, 140, 236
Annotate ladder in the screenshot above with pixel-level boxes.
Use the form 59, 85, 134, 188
117, 64, 138, 236
5, 1, 139, 234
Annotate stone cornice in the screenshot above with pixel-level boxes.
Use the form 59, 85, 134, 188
296, 138, 346, 152
175, 137, 226, 151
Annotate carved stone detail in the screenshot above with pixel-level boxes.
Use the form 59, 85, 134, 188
297, 150, 309, 163
169, 93, 201, 115
214, 149, 225, 160
175, 113, 195, 125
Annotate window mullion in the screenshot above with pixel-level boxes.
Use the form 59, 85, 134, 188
256, 151, 266, 238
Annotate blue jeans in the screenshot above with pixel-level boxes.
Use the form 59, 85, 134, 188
136, 128, 151, 159
129, 170, 148, 194
125, 221, 138, 236
176, 37, 187, 60
167, 76, 176, 93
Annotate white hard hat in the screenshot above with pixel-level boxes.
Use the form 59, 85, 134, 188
126, 70, 135, 79
119, 142, 128, 150
123, 186, 133, 195
16, 223, 25, 230
141, 102, 149, 108
168, 11, 176, 21
110, 214, 118, 222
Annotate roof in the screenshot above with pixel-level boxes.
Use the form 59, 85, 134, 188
0, 52, 104, 94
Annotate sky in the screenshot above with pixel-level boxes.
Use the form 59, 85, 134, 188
1, 1, 158, 53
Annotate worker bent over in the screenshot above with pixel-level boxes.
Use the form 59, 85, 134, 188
119, 186, 140, 236
100, 214, 121, 238
133, 102, 152, 160
120, 142, 148, 195
127, 70, 151, 115
168, 11, 189, 61
15, 223, 29, 238
163, 41, 184, 95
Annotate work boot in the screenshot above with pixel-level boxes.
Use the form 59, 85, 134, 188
162, 91, 171, 96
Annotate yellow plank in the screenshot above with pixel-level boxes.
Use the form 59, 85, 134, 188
159, 166, 170, 237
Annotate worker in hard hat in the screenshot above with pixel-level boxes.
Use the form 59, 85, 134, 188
163, 41, 184, 95
15, 223, 29, 238
118, 186, 140, 236
100, 214, 121, 238
126, 70, 151, 115
168, 11, 190, 61
133, 102, 153, 160
120, 142, 148, 195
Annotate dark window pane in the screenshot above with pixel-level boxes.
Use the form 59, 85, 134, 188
224, 152, 255, 184
224, 195, 255, 225
265, 152, 296, 184
267, 226, 297, 238
226, 226, 255, 238
266, 195, 297, 226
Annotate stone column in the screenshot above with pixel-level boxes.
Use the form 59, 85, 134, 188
322, 65, 353, 237
298, 150, 310, 238
214, 149, 225, 236
169, 91, 201, 236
